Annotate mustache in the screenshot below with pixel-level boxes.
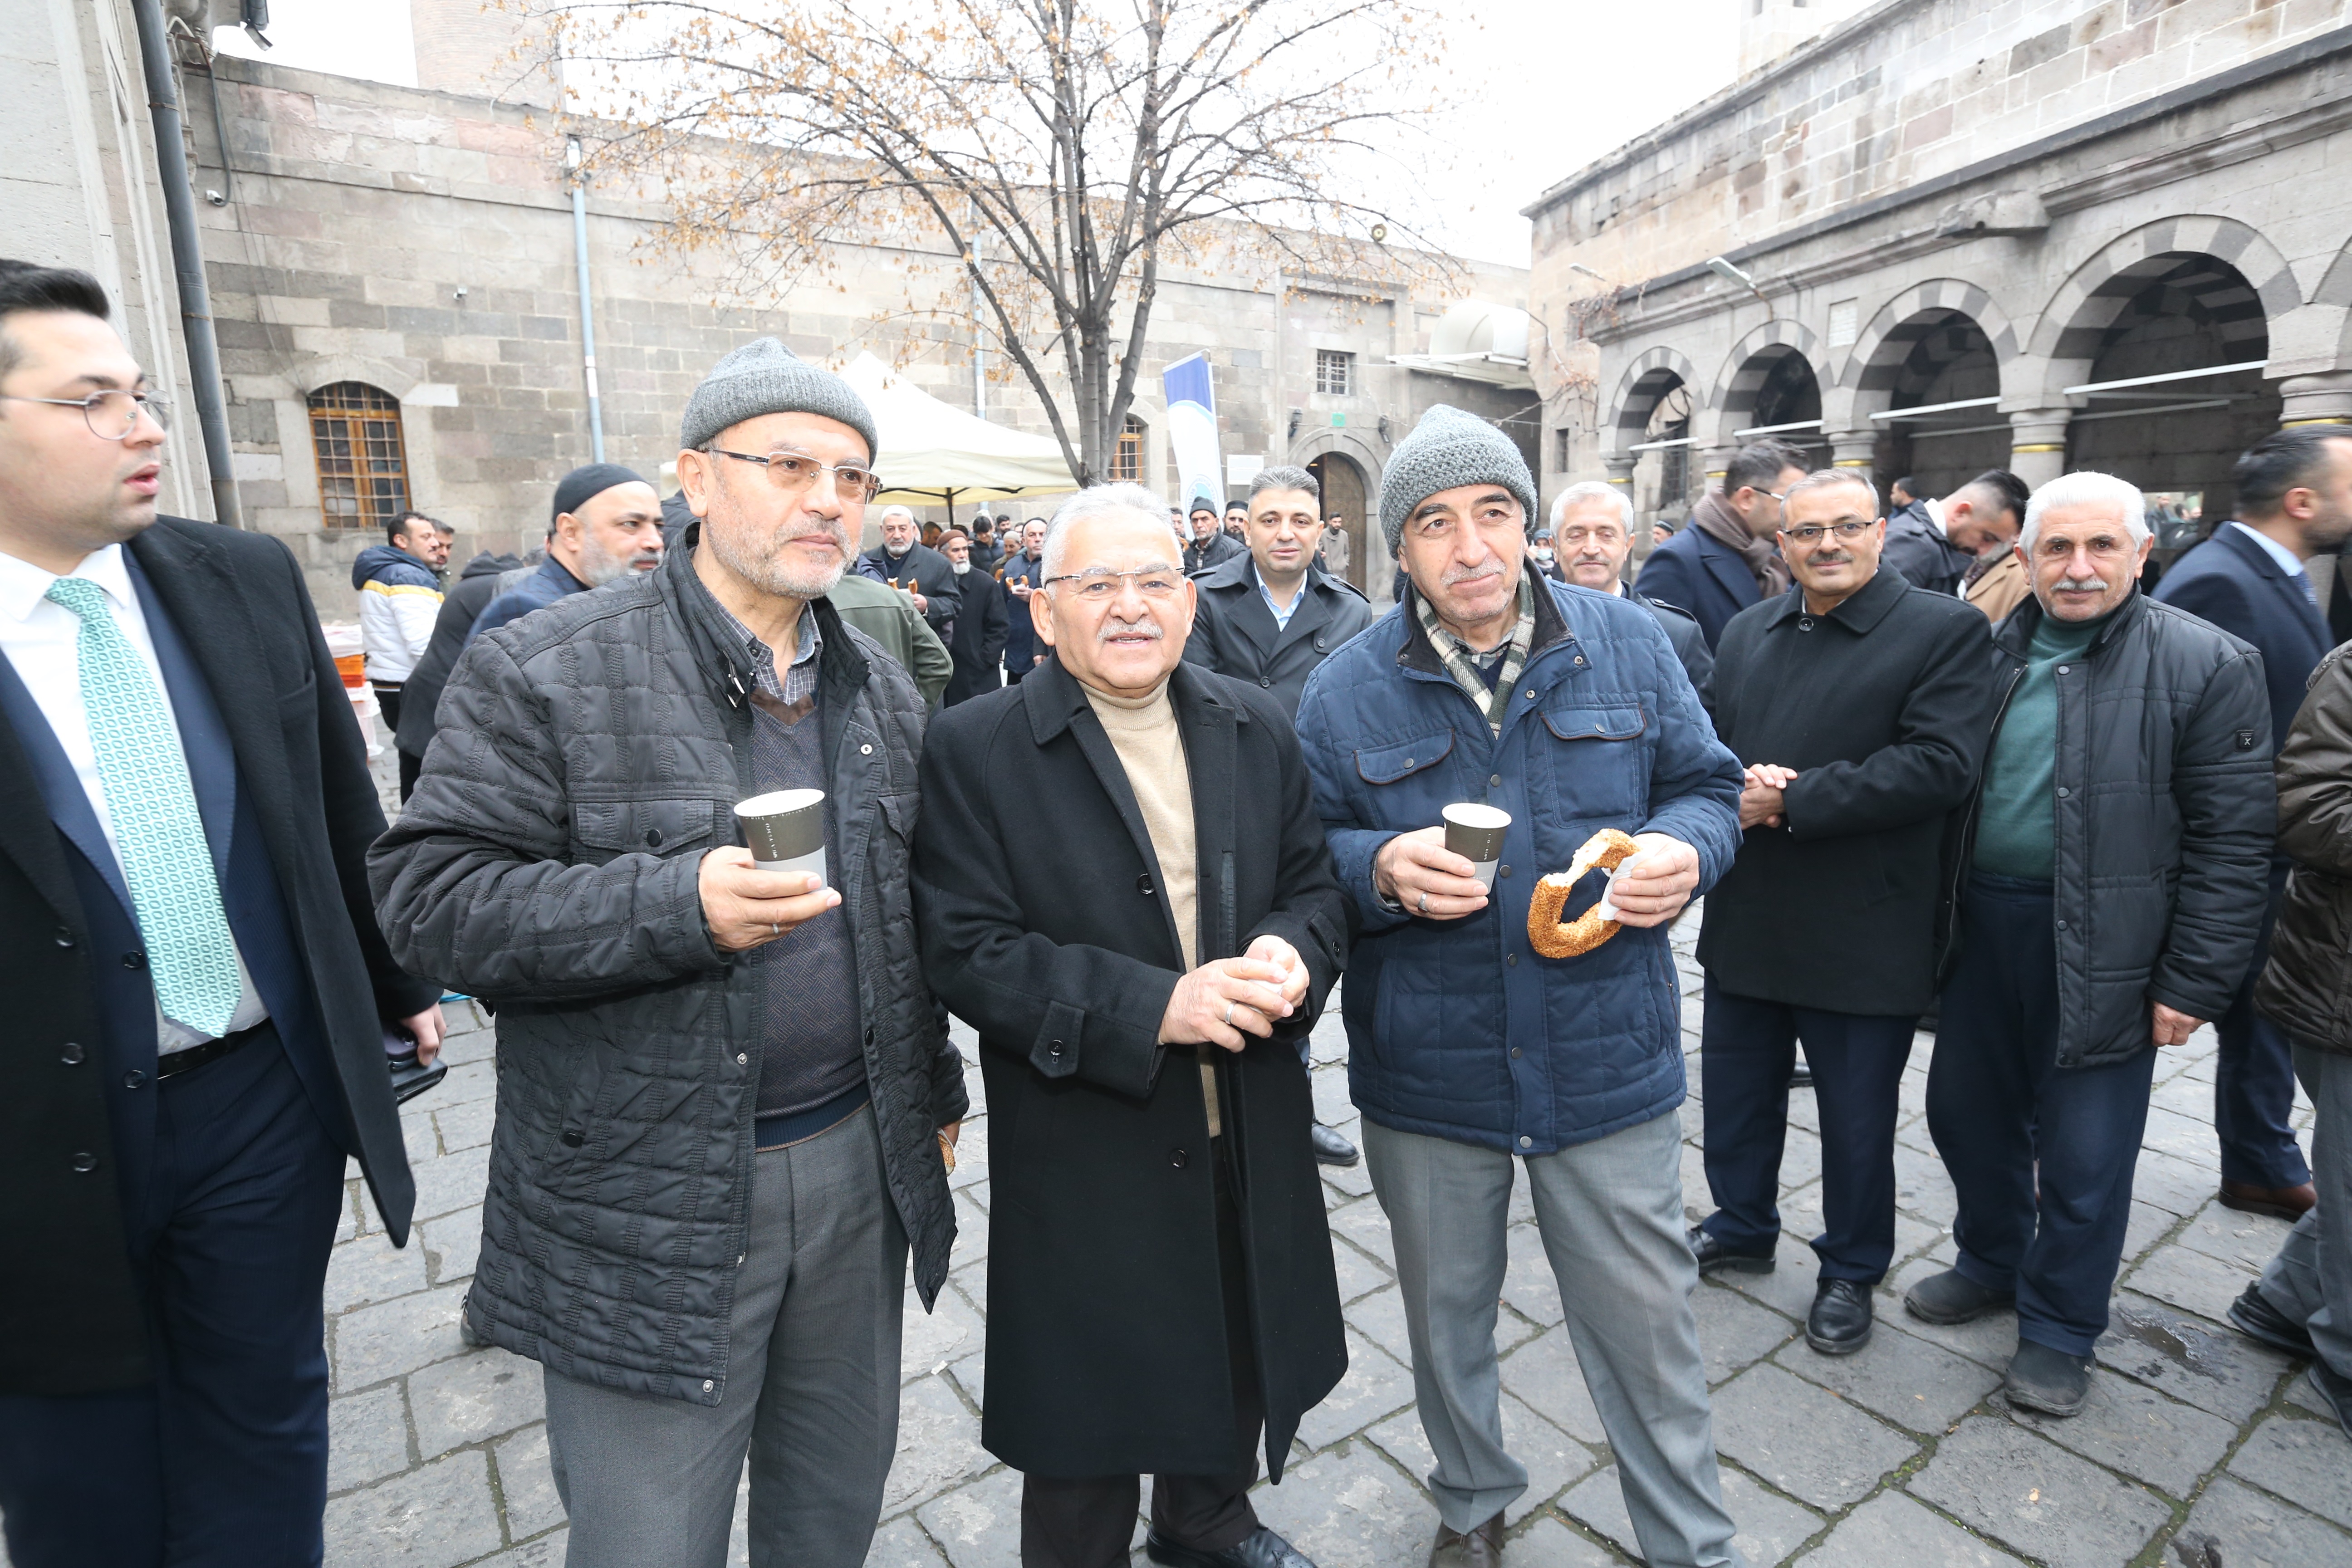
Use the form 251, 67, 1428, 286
1099, 615, 1164, 641
1441, 560, 1504, 587
2056, 573, 2112, 591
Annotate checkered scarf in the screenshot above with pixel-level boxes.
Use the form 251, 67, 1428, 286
1413, 568, 1535, 735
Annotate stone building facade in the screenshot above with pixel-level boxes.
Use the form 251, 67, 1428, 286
1526, 0, 2352, 563
169, 28, 1524, 612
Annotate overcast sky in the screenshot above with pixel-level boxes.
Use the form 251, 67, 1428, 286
215, 0, 1743, 268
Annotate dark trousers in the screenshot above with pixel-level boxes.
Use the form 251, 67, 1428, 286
1929, 873, 2156, 1356
2215, 862, 2310, 1189
1020, 1143, 1260, 1568
0, 1027, 346, 1568
1698, 981, 1917, 1283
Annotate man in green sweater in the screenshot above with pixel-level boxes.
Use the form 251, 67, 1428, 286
1906, 471, 2272, 1419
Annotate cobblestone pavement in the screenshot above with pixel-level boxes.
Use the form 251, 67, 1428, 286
78, 741, 2347, 1568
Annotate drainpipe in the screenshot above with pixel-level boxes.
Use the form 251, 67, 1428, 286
129, 0, 243, 528
566, 137, 606, 462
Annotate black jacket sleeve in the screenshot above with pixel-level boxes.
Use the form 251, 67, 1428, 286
2151, 647, 2276, 1019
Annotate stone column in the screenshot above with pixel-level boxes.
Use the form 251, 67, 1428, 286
2278, 372, 2352, 428
2008, 409, 2071, 490
1825, 429, 1876, 498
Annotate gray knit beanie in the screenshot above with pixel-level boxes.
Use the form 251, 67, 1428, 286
680, 337, 880, 461
1377, 404, 1538, 558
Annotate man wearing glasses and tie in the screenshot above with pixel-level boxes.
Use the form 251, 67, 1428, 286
374, 338, 966, 1567
0, 260, 444, 1564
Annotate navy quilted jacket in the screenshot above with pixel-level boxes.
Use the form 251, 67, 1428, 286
1294, 570, 1741, 1154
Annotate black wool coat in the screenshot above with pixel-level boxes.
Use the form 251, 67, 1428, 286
946, 567, 1009, 705
1181, 553, 1377, 720
1699, 568, 1999, 1015
911, 659, 1350, 1480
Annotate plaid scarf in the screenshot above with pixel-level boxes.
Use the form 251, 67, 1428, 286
1413, 568, 1536, 735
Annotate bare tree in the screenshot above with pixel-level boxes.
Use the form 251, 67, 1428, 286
517, 0, 1455, 484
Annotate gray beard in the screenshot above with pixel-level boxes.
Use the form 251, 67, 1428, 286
706, 518, 849, 600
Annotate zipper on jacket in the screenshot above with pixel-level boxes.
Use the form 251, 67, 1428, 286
1948, 657, 2029, 920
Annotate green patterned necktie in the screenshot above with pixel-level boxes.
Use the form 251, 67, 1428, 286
47, 576, 243, 1037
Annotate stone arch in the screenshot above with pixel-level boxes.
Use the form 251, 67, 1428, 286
288, 353, 426, 401
1702, 319, 1824, 450
1838, 279, 2019, 414
2291, 234, 2352, 366
1289, 426, 1391, 598
2027, 215, 2298, 397
1607, 345, 1699, 456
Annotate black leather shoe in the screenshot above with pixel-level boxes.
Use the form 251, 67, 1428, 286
1429, 1511, 1504, 1568
1311, 1123, 1361, 1167
2227, 1283, 2316, 1358
1688, 1223, 1776, 1275
1903, 1267, 2014, 1325
2005, 1339, 2092, 1417
1807, 1278, 1874, 1355
1147, 1525, 1315, 1568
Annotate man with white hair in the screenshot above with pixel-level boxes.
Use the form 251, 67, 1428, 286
1549, 481, 1713, 692
860, 502, 960, 635
1908, 470, 2272, 1418
913, 482, 1348, 1568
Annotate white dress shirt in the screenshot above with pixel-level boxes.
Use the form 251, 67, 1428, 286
2228, 520, 2315, 602
0, 544, 267, 1051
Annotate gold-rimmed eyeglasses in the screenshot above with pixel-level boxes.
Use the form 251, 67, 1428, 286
705, 446, 882, 502
1042, 566, 1186, 602
0, 389, 171, 440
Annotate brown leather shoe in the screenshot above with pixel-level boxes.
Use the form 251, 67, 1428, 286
2220, 1179, 2318, 1220
1429, 1513, 1504, 1568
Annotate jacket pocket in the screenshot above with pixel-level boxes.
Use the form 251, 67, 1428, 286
572, 799, 720, 865
1355, 730, 1455, 785
1537, 705, 1647, 819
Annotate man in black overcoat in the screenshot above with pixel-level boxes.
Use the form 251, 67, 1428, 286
0, 262, 441, 1564
939, 526, 1009, 704
912, 481, 1350, 1568
1691, 470, 1996, 1356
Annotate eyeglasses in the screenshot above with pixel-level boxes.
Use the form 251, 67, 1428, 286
706, 446, 882, 502
1780, 521, 1872, 545
1041, 566, 1186, 602
0, 389, 171, 439
1552, 526, 1623, 546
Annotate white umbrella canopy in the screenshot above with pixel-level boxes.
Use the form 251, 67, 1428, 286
837, 353, 1077, 514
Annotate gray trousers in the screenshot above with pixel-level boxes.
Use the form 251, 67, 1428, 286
2260, 1045, 2352, 1380
1364, 1112, 1744, 1568
544, 1103, 909, 1568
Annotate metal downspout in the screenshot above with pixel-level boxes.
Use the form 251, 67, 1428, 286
129, 0, 243, 528
567, 138, 606, 463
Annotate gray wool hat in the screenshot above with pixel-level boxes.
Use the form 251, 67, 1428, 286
1377, 404, 1538, 558
680, 337, 880, 461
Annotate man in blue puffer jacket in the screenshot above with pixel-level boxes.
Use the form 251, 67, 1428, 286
1297, 407, 1747, 1568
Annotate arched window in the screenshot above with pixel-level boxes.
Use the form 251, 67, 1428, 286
309, 382, 411, 530
1110, 414, 1145, 482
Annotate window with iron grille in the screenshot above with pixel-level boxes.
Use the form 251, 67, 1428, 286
309, 382, 411, 531
1110, 413, 1145, 482
1314, 350, 1353, 397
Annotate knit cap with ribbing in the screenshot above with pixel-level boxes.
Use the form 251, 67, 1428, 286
1376, 404, 1538, 559
680, 337, 881, 461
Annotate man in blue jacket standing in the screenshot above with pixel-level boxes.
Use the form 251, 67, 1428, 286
2152, 426, 2352, 1222
1296, 407, 1747, 1568
1635, 439, 1809, 650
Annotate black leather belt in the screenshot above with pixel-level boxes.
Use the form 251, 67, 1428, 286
155, 1019, 269, 1080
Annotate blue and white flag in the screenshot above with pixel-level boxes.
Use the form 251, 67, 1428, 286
1161, 354, 1221, 511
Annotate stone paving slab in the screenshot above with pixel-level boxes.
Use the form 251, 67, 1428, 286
32, 900, 2338, 1568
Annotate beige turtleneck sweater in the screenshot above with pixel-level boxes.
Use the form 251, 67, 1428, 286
1082, 677, 1220, 1133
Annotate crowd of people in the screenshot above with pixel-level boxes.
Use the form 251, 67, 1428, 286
1, 249, 2348, 1568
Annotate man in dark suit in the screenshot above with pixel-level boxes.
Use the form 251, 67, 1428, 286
0, 261, 441, 1565
940, 527, 1009, 704
859, 504, 961, 636
2153, 426, 2352, 1221
1549, 481, 1714, 695
1634, 438, 1809, 649
1881, 470, 2027, 599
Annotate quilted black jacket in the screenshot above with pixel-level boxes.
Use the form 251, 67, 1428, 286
2257, 639, 2352, 1058
369, 533, 964, 1406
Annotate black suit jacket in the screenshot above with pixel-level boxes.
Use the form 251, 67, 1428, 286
2154, 524, 2334, 760
1181, 553, 1376, 719
1635, 524, 1761, 650
861, 541, 962, 633
0, 517, 436, 1395
945, 567, 1009, 704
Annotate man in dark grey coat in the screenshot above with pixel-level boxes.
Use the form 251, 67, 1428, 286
1547, 481, 1713, 696
371, 339, 964, 1568
1909, 470, 2271, 1420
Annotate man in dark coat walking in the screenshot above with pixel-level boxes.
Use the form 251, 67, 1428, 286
1909, 471, 2271, 1419
913, 482, 1349, 1568
1690, 471, 1996, 1356
1634, 439, 1808, 649
1549, 480, 1715, 695
1000, 518, 1049, 682
392, 546, 528, 789
1184, 497, 1245, 575
939, 527, 1009, 704
468, 463, 664, 641
0, 261, 442, 1565
373, 338, 965, 1567
2152, 426, 2352, 1221
859, 504, 961, 636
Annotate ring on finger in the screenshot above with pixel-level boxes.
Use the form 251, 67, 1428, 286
1418, 891, 1430, 913
1223, 1001, 1235, 1027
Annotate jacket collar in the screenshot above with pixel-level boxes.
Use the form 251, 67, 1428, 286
1761, 563, 1909, 634
1396, 561, 1570, 676
1023, 654, 1249, 747
662, 522, 869, 714
1993, 585, 2148, 657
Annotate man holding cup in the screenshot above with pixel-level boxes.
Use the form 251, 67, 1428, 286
913, 482, 1349, 1568
372, 338, 965, 1567
1294, 407, 1747, 1568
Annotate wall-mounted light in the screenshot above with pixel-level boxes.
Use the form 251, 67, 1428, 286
1706, 256, 1769, 303
1369, 223, 1388, 244
453, 286, 470, 304
1568, 262, 1612, 283
1287, 409, 1303, 440
1378, 414, 1392, 442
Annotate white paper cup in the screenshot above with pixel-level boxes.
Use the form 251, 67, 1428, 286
1442, 803, 1511, 892
737, 788, 827, 889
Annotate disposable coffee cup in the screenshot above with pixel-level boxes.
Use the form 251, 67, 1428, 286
737, 788, 828, 889
1442, 803, 1510, 892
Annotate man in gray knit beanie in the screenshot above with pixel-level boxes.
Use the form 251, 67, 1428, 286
681, 335, 881, 461
1377, 404, 1538, 559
